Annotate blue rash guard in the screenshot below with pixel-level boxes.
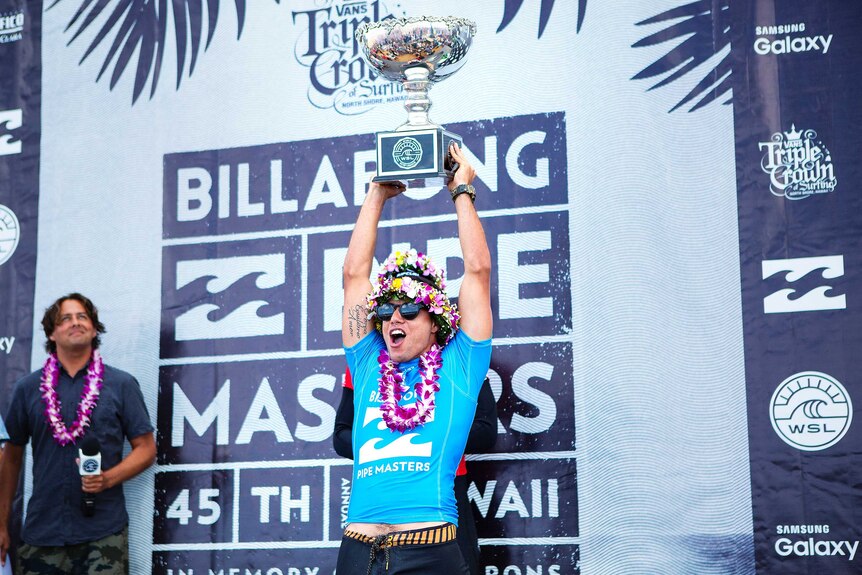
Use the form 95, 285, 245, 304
344, 329, 492, 525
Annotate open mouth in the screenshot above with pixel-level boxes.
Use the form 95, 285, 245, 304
390, 329, 406, 344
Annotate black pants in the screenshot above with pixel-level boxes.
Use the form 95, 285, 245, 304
336, 524, 470, 575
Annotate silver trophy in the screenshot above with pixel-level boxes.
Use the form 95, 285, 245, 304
355, 16, 477, 182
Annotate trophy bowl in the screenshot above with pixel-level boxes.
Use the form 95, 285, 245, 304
356, 16, 476, 85
355, 16, 477, 181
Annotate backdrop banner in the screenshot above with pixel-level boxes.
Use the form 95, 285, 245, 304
15, 0, 855, 573
731, 1, 862, 572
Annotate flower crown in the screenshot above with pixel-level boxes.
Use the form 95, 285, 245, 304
367, 249, 460, 345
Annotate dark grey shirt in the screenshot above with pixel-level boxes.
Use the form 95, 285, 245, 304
5, 360, 154, 546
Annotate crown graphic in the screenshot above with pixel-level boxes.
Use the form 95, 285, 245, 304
785, 124, 803, 141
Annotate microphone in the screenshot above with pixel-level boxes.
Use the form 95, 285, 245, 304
78, 436, 101, 517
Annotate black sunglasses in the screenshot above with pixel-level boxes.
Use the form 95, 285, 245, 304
376, 302, 426, 321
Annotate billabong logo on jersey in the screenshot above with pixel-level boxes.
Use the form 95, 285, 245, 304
0, 204, 20, 266
356, 405, 432, 465
291, 1, 405, 116
759, 125, 836, 199
762, 255, 846, 313
770, 371, 852, 451
0, 10, 23, 44
0, 109, 22, 156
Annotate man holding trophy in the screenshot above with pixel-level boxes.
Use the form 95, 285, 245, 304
339, 17, 491, 573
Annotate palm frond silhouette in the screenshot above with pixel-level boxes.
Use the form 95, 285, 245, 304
497, 0, 583, 37
49, 0, 280, 103
632, 0, 731, 113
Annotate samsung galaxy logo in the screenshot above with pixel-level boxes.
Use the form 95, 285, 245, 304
754, 34, 833, 55
775, 537, 858, 561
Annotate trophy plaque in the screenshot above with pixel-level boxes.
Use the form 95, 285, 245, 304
355, 16, 476, 182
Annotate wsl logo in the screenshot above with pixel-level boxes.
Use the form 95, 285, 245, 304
770, 372, 852, 451
291, 1, 405, 115
758, 125, 837, 200
0, 204, 20, 267
392, 137, 422, 170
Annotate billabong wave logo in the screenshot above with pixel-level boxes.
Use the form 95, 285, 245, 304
762, 255, 846, 314
0, 109, 22, 156
0, 204, 20, 266
759, 125, 837, 199
0, 10, 24, 44
392, 137, 422, 170
357, 405, 432, 465
770, 371, 852, 451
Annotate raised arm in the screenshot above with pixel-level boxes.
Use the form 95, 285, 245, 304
342, 180, 406, 347
448, 143, 493, 340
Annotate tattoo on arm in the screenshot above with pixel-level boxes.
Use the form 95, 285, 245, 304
347, 305, 368, 341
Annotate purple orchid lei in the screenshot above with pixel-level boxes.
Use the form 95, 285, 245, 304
39, 350, 104, 446
378, 344, 443, 432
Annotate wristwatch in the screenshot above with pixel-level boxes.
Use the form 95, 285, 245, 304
450, 184, 476, 203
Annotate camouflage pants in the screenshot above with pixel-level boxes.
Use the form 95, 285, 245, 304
17, 526, 128, 575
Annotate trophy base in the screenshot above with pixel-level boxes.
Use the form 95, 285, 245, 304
373, 128, 462, 182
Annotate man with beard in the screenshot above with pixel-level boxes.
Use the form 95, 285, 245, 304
0, 293, 156, 574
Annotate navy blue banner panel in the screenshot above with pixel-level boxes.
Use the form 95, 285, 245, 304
0, 0, 40, 412
731, 1, 862, 572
